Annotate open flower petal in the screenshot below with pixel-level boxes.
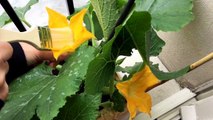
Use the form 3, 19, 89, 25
69, 8, 95, 49
46, 7, 69, 28
116, 65, 159, 119
46, 7, 95, 59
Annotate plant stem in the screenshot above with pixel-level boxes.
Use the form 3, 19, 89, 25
102, 87, 110, 95
22, 19, 31, 28
190, 52, 213, 70
100, 101, 113, 108
87, 13, 97, 47
108, 0, 135, 40
109, 78, 115, 97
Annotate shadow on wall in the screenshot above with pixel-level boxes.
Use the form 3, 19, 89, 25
158, 0, 213, 89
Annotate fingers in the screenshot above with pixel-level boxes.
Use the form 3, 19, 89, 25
0, 61, 9, 101
48, 52, 71, 68
38, 50, 56, 62
0, 61, 9, 86
0, 81, 9, 101
0, 41, 13, 62
19, 42, 55, 65
57, 52, 70, 62
19, 42, 71, 67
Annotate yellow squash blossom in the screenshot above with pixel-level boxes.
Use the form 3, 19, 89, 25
46, 7, 95, 59
116, 65, 159, 120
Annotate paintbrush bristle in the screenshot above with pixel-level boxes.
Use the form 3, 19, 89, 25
39, 26, 73, 50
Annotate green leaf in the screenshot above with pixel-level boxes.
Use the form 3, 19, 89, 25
0, 0, 38, 27
85, 25, 126, 94
90, 0, 119, 39
118, 0, 128, 9
92, 11, 104, 40
149, 29, 165, 56
16, 0, 38, 20
116, 62, 143, 75
125, 11, 151, 62
112, 90, 126, 112
85, 40, 116, 94
84, 6, 103, 40
125, 11, 189, 80
0, 13, 11, 27
54, 94, 101, 120
116, 57, 126, 65
112, 27, 135, 56
135, 0, 194, 31
150, 65, 190, 80
0, 45, 96, 120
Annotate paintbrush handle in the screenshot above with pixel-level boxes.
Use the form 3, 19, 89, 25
0, 27, 41, 48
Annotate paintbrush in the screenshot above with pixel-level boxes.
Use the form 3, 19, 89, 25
0, 26, 72, 50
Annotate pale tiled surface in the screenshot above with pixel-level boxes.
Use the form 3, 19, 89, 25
181, 96, 213, 120
135, 88, 196, 120
158, 98, 196, 120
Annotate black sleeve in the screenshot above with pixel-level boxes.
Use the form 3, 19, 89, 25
6, 42, 32, 84
0, 99, 4, 110
1, 42, 33, 109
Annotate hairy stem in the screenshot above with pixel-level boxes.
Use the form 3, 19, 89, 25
22, 19, 31, 28
87, 13, 97, 47
100, 101, 113, 108
109, 78, 115, 97
108, 0, 135, 40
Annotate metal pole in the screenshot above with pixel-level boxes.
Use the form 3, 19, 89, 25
0, 0, 26, 32
108, 0, 135, 40
66, 0, 75, 15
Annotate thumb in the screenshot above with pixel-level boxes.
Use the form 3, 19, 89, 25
19, 42, 55, 65
37, 50, 56, 62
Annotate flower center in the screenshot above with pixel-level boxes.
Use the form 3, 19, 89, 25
50, 27, 74, 50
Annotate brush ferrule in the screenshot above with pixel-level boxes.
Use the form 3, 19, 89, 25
38, 26, 52, 49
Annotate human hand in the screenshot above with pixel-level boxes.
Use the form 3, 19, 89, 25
0, 41, 56, 105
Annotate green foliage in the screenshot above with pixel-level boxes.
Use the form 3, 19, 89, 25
0, 13, 11, 27
135, 0, 194, 31
112, 27, 135, 56
90, 0, 119, 39
150, 65, 190, 80
15, 0, 38, 20
85, 40, 116, 94
125, 11, 151, 62
54, 94, 101, 120
92, 11, 104, 40
149, 29, 165, 56
116, 62, 143, 75
112, 90, 126, 112
0, 46, 96, 120
116, 57, 126, 65
125, 10, 190, 80
0, 0, 38, 27
1, 0, 195, 119
83, 4, 104, 40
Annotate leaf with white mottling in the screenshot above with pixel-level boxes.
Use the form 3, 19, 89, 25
0, 45, 96, 120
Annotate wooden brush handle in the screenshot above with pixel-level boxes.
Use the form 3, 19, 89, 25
0, 27, 41, 47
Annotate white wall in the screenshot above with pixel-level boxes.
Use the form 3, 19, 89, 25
0, 0, 89, 28
158, 0, 213, 89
